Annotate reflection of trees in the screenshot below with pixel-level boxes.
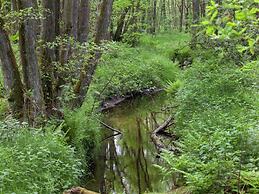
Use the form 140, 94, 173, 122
94, 110, 171, 193
109, 134, 130, 194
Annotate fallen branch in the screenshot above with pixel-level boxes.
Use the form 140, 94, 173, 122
153, 116, 174, 134
99, 120, 122, 134
151, 116, 175, 153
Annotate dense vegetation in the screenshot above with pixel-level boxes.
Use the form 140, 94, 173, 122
0, 0, 258, 193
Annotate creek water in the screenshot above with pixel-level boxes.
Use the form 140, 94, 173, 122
87, 93, 173, 194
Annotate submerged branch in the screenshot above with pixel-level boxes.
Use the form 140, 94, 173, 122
153, 116, 174, 134
100, 120, 122, 134
151, 116, 176, 153
101, 132, 121, 142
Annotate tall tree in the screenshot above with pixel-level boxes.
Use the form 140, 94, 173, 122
0, 17, 24, 118
151, 0, 157, 34
40, 0, 60, 116
74, 0, 114, 107
17, 0, 45, 120
78, 0, 90, 43
192, 0, 200, 24
113, 6, 130, 41
178, 0, 185, 32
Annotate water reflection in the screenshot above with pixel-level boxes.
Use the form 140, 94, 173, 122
87, 93, 172, 194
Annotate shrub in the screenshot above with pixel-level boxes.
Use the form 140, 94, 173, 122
0, 119, 82, 194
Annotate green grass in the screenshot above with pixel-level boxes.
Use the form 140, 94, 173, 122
88, 32, 190, 100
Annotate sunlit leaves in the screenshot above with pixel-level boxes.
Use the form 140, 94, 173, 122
201, 0, 259, 57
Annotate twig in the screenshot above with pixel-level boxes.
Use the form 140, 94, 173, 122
100, 120, 122, 134
101, 132, 121, 142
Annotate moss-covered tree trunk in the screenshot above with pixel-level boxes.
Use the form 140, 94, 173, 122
113, 6, 130, 41
191, 0, 200, 47
78, 0, 90, 43
0, 18, 24, 119
17, 0, 45, 121
40, 0, 60, 116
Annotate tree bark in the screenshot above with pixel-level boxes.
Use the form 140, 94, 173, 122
94, 0, 114, 44
74, 0, 114, 107
0, 18, 24, 119
40, 0, 59, 116
17, 0, 45, 121
72, 0, 79, 40
191, 0, 200, 47
78, 0, 90, 43
178, 0, 185, 32
151, 0, 157, 34
113, 6, 130, 41
201, 0, 206, 17
192, 0, 200, 24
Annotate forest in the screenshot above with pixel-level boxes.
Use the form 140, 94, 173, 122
0, 0, 258, 193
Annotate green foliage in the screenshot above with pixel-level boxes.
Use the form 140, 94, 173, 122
200, 0, 259, 62
64, 96, 101, 175
165, 80, 183, 95
0, 3, 44, 32
0, 119, 82, 194
160, 54, 259, 193
90, 33, 189, 100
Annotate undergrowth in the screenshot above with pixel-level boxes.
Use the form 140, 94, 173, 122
160, 49, 259, 193
0, 120, 82, 194
89, 32, 190, 100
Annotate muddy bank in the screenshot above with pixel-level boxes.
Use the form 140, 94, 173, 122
99, 88, 164, 112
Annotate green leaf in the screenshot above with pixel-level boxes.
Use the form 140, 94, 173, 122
210, 10, 218, 22
236, 45, 248, 53
206, 26, 216, 35
236, 11, 246, 20
248, 39, 255, 55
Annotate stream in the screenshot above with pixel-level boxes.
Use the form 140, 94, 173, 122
86, 92, 173, 194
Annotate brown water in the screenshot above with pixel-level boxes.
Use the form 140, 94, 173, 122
87, 93, 172, 194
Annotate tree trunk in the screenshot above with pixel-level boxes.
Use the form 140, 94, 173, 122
113, 6, 130, 41
191, 0, 200, 48
179, 0, 185, 32
60, 0, 74, 65
40, 0, 60, 116
17, 0, 45, 121
192, 0, 200, 24
78, 0, 90, 43
151, 0, 157, 34
74, 0, 114, 107
57, 0, 79, 102
0, 18, 24, 119
72, 0, 79, 40
201, 0, 206, 17
94, 0, 114, 44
